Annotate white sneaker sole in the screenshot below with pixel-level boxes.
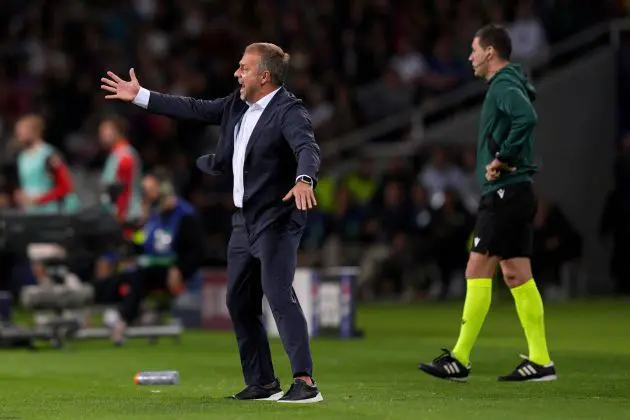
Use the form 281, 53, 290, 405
500, 374, 558, 382
277, 392, 324, 404
529, 374, 558, 382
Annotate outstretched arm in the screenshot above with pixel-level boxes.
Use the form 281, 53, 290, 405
101, 68, 231, 125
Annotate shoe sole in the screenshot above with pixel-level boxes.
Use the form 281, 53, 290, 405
498, 374, 558, 382
277, 392, 324, 404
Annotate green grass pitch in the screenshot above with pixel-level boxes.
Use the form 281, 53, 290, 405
0, 298, 628, 419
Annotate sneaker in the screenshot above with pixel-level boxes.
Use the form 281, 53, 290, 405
228, 379, 284, 401
418, 348, 471, 382
498, 355, 557, 382
277, 379, 324, 404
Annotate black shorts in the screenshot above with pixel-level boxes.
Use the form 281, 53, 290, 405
471, 182, 537, 259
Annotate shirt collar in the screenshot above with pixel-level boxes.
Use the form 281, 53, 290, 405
247, 87, 281, 110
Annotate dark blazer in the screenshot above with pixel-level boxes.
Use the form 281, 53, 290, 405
145, 86, 321, 238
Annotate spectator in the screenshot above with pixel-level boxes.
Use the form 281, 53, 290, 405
532, 197, 582, 299
389, 37, 429, 86
458, 147, 481, 214
430, 188, 474, 300
359, 180, 411, 297
508, 1, 549, 64
423, 34, 471, 95
419, 147, 465, 209
345, 158, 377, 210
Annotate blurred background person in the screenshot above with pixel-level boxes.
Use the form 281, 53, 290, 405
14, 114, 80, 214
94, 116, 144, 279
94, 168, 204, 344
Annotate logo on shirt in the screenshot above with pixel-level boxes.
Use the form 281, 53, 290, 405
153, 229, 173, 252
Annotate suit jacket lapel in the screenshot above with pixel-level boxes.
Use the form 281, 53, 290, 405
244, 88, 284, 161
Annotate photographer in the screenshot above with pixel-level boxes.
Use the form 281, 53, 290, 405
94, 167, 205, 344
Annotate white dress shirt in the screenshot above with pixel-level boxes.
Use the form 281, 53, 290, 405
132, 86, 312, 209
230, 88, 280, 207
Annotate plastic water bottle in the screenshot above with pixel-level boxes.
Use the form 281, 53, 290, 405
134, 371, 180, 385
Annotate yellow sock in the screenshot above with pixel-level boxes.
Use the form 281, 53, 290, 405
451, 278, 492, 366
511, 279, 552, 366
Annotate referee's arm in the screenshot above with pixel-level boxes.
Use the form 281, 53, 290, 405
494, 84, 537, 166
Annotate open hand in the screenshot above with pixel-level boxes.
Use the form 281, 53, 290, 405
283, 182, 317, 210
101, 68, 140, 101
485, 158, 515, 182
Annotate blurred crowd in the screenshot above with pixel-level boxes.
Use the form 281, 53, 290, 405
298, 147, 582, 300
0, 0, 615, 159
0, 0, 627, 300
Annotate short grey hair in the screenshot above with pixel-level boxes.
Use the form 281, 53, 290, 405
245, 42, 290, 86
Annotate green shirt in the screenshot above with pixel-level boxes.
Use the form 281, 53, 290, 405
477, 63, 538, 196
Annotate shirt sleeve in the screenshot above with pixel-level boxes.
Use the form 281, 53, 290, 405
494, 83, 537, 166
34, 155, 73, 204
114, 154, 135, 220
132, 87, 151, 109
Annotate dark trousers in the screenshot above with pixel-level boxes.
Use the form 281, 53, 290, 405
94, 266, 169, 324
0, 249, 16, 321
226, 211, 312, 386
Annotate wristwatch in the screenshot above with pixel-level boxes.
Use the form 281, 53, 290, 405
296, 175, 313, 186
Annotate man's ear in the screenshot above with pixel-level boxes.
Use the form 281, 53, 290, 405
486, 46, 494, 61
261, 70, 271, 85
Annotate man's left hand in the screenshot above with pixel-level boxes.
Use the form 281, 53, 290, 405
485, 158, 516, 181
283, 182, 317, 210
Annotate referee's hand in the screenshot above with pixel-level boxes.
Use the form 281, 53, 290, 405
485, 158, 515, 181
283, 182, 317, 210
101, 68, 140, 101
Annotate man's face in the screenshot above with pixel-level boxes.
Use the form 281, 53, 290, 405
234, 51, 266, 102
469, 37, 490, 78
14, 119, 37, 148
142, 176, 160, 204
98, 121, 118, 149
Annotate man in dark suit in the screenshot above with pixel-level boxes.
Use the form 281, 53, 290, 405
101, 42, 322, 403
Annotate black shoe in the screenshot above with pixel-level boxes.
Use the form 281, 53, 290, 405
228, 379, 284, 401
498, 355, 557, 382
418, 348, 471, 382
277, 379, 324, 404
